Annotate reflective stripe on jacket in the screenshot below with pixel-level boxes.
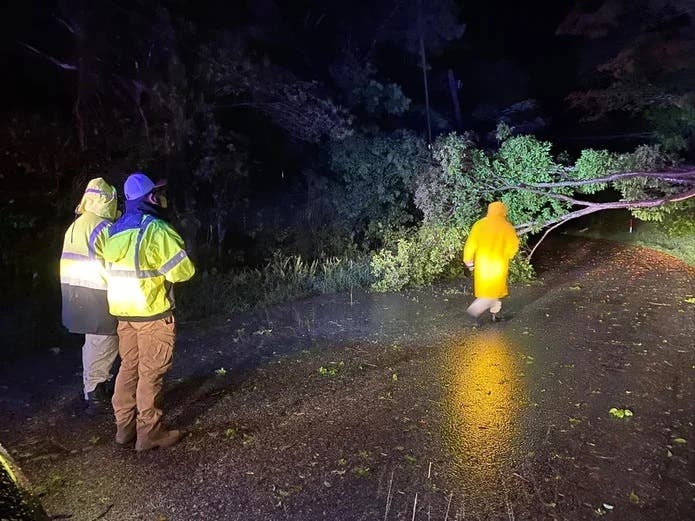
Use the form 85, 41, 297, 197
463, 201, 520, 299
103, 209, 195, 320
60, 178, 118, 334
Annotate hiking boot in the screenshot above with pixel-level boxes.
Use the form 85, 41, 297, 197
491, 313, 501, 323
115, 421, 136, 445
135, 429, 182, 452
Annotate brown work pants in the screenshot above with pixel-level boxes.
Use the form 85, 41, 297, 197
112, 316, 175, 436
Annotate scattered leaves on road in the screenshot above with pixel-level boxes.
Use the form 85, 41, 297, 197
609, 407, 633, 419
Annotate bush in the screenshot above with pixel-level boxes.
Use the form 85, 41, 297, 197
508, 246, 536, 283
370, 225, 535, 292
370, 225, 465, 292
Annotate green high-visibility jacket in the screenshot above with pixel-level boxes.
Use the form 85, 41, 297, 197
103, 205, 195, 320
60, 178, 118, 334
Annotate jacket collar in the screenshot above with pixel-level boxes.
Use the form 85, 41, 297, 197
124, 197, 168, 221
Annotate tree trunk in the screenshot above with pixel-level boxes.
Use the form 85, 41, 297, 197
417, 0, 432, 144
447, 69, 462, 129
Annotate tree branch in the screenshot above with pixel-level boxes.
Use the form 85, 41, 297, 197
522, 186, 695, 259
18, 41, 77, 71
512, 168, 695, 190
54, 16, 76, 35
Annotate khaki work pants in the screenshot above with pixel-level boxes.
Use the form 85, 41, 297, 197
112, 317, 175, 436
82, 334, 119, 399
466, 298, 502, 318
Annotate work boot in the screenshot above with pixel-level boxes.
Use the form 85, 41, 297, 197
84, 382, 113, 416
135, 428, 182, 452
115, 421, 136, 445
84, 399, 110, 416
491, 313, 500, 322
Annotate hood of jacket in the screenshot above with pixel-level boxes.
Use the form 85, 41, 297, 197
486, 201, 508, 219
75, 178, 118, 221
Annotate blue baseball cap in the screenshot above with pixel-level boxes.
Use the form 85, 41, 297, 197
124, 172, 166, 200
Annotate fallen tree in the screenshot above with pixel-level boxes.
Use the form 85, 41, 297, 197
415, 131, 695, 245
370, 130, 694, 291
509, 167, 695, 258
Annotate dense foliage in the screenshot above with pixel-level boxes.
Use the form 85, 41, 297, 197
328, 130, 429, 241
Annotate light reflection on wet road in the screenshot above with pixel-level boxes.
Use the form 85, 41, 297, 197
442, 329, 531, 495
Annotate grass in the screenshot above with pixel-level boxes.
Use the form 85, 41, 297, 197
564, 210, 695, 266
178, 253, 373, 320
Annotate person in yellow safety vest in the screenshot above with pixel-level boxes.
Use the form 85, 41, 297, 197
102, 172, 195, 452
463, 201, 520, 323
60, 178, 120, 415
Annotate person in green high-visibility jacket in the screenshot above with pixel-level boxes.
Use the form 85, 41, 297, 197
102, 172, 195, 452
60, 178, 120, 415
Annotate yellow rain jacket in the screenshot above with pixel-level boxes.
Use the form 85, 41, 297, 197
60, 178, 119, 334
102, 200, 195, 320
463, 201, 520, 299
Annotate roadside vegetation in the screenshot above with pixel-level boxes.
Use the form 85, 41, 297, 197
566, 209, 695, 266
179, 255, 373, 320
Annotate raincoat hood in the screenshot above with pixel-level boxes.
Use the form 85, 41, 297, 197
486, 201, 507, 219
75, 178, 118, 221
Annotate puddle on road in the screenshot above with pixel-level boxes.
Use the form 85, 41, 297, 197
441, 329, 533, 498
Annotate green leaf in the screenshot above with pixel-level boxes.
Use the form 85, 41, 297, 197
609, 407, 633, 419
673, 437, 687, 444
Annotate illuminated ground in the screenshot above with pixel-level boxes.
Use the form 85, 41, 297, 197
1, 237, 693, 520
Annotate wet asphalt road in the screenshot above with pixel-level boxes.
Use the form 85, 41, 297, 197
1, 237, 693, 520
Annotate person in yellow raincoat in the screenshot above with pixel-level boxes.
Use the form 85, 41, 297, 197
60, 178, 119, 415
463, 201, 519, 322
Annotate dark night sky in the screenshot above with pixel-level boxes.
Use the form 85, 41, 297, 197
0, 1, 579, 125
